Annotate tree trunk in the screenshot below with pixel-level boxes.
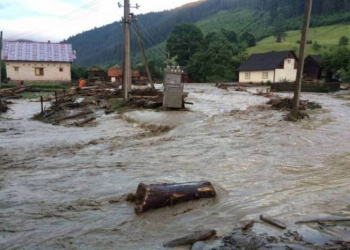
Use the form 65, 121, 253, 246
135, 181, 216, 214
163, 229, 217, 247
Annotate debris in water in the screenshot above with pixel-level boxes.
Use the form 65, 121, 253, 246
267, 97, 322, 111
163, 229, 216, 247
0, 86, 31, 99
134, 182, 216, 214
295, 217, 350, 224
235, 87, 247, 92
0, 100, 9, 113
241, 220, 255, 232
260, 215, 287, 229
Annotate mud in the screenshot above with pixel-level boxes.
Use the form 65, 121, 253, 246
1, 85, 350, 250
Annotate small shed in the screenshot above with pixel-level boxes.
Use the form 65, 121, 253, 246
88, 66, 107, 82
304, 55, 335, 81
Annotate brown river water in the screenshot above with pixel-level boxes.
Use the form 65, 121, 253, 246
1, 84, 350, 249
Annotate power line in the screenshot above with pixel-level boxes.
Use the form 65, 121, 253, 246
132, 25, 167, 58
136, 20, 167, 54
130, 25, 165, 62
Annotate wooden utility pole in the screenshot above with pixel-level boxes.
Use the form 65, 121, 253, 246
0, 31, 3, 90
291, 0, 313, 117
122, 0, 132, 101
132, 18, 155, 91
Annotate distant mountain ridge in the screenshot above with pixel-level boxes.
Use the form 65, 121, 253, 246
64, 0, 350, 66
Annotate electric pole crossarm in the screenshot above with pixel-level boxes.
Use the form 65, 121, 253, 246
133, 20, 155, 91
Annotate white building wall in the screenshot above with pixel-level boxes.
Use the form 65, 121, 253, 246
239, 70, 275, 83
6, 61, 71, 82
275, 58, 297, 83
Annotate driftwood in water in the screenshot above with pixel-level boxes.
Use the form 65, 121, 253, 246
135, 181, 216, 214
71, 117, 95, 127
260, 215, 287, 229
241, 220, 255, 232
331, 239, 350, 244
55, 111, 93, 123
163, 229, 217, 247
296, 218, 350, 224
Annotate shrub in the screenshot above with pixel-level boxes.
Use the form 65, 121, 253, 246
313, 41, 322, 51
339, 36, 349, 46
307, 40, 313, 44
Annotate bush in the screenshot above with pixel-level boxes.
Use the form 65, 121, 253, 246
313, 41, 322, 51
339, 36, 349, 46
307, 40, 313, 44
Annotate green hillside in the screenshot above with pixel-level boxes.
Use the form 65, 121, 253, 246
248, 24, 350, 55
197, 8, 273, 39
66, 0, 350, 66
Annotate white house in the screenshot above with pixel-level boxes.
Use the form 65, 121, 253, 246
1, 41, 75, 82
238, 50, 298, 83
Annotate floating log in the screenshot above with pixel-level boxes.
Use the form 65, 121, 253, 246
163, 229, 217, 247
135, 181, 216, 214
241, 220, 255, 232
130, 95, 160, 100
73, 117, 95, 127
55, 111, 93, 123
331, 239, 350, 244
260, 215, 287, 229
296, 218, 350, 224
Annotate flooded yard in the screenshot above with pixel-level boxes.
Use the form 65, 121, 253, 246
1, 84, 350, 249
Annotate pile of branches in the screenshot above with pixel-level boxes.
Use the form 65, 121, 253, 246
0, 87, 31, 99
78, 87, 122, 99
235, 87, 247, 92
267, 97, 322, 111
128, 88, 163, 109
215, 83, 237, 90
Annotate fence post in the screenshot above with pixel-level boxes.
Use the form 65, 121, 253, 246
41, 96, 44, 115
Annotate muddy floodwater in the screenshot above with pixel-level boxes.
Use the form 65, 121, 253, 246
1, 84, 350, 249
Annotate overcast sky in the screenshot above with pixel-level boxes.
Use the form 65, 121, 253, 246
0, 0, 199, 42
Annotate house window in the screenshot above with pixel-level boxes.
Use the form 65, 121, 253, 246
245, 72, 251, 79
14, 67, 19, 72
59, 68, 64, 72
262, 72, 269, 79
35, 68, 44, 76
287, 59, 292, 64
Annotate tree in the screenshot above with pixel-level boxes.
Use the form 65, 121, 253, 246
166, 23, 204, 66
273, 14, 287, 43
323, 46, 350, 82
220, 28, 238, 43
312, 41, 322, 51
187, 33, 234, 82
71, 64, 88, 80
239, 32, 256, 47
339, 36, 349, 46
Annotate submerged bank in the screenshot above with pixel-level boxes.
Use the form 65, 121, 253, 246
1, 84, 350, 249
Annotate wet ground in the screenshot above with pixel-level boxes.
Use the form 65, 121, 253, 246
1, 84, 350, 250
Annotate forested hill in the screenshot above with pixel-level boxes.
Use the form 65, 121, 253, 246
64, 0, 350, 67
